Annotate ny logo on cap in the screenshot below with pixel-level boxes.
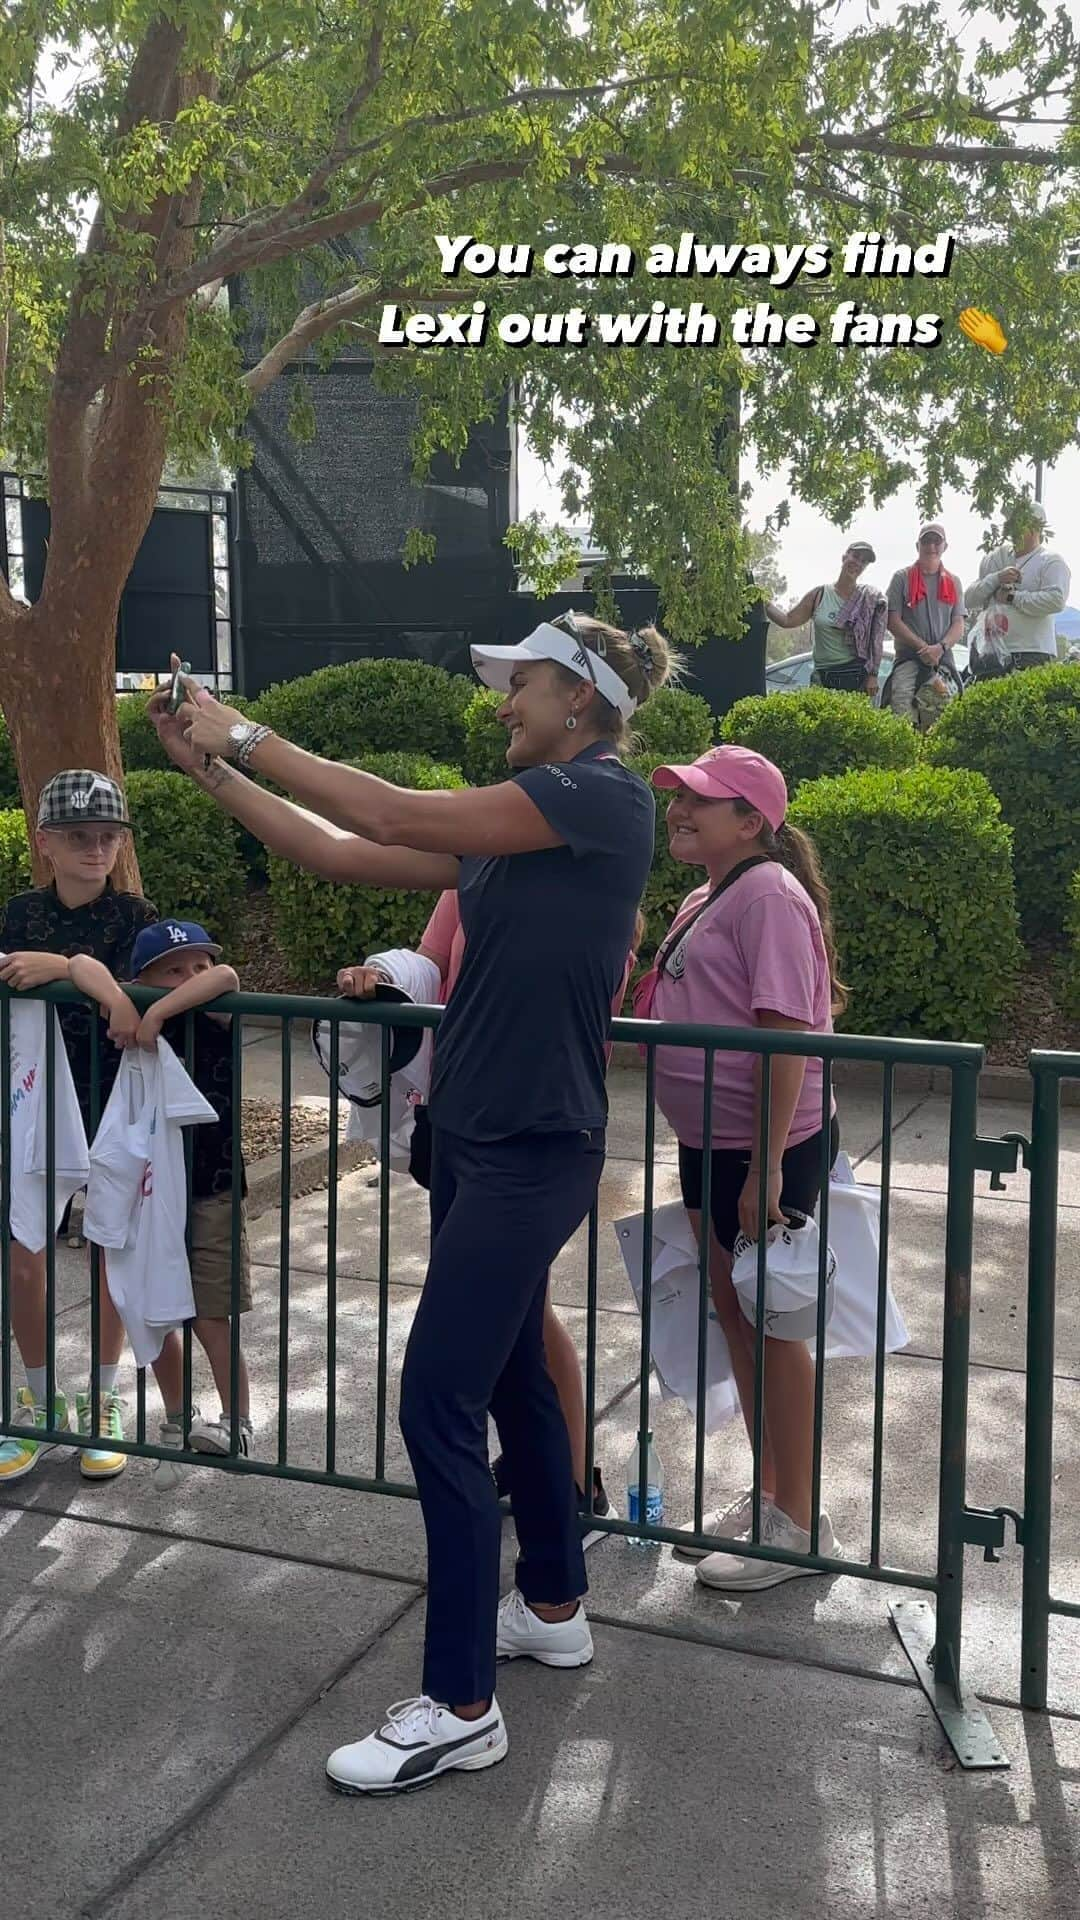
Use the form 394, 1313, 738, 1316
167, 926, 189, 945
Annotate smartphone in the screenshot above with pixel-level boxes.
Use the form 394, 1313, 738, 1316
166, 660, 192, 713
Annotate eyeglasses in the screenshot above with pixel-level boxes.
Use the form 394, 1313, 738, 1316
918, 535, 944, 547
47, 827, 124, 850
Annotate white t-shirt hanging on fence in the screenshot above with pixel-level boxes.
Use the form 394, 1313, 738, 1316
1, 980, 90, 1254
84, 1040, 216, 1366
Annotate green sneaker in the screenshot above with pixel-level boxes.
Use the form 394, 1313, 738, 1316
0, 1387, 70, 1484
75, 1389, 127, 1480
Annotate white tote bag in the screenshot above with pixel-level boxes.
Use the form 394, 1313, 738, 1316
614, 1172, 908, 1432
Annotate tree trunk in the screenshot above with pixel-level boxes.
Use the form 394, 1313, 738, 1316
0, 593, 141, 894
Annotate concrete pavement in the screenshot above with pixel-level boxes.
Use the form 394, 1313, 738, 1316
3, 1065, 1080, 1918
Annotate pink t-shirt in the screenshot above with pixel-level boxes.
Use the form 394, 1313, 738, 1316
652, 862, 834, 1150
421, 891, 635, 1036
420, 889, 467, 1004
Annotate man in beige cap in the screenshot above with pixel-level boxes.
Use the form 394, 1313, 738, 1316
884, 523, 966, 728
966, 500, 1071, 670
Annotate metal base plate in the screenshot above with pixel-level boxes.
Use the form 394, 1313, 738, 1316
890, 1599, 1009, 1770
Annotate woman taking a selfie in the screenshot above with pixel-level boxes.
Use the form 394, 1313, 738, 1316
151, 617, 672, 1794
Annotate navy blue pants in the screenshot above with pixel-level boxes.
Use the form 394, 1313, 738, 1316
399, 1124, 604, 1706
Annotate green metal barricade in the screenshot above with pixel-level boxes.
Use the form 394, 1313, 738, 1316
1, 978, 1006, 1764
1021, 1051, 1080, 1712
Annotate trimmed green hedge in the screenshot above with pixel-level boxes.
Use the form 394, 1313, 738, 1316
1063, 870, 1080, 1020
628, 752, 691, 960
789, 765, 1022, 1042
462, 688, 510, 786
924, 664, 1080, 936
267, 753, 466, 983
631, 686, 715, 760
722, 687, 918, 795
125, 771, 248, 946
118, 689, 256, 774
0, 713, 17, 810
0, 809, 31, 906
251, 658, 474, 765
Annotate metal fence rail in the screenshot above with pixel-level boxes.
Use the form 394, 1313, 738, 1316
1, 980, 1003, 1762
1022, 1049, 1080, 1711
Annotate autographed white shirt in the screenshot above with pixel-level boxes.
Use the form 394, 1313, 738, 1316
0, 983, 90, 1254
84, 1041, 216, 1365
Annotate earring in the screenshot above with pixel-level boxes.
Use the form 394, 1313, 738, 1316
565, 714, 578, 731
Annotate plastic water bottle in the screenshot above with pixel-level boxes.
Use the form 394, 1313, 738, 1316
624, 1430, 664, 1548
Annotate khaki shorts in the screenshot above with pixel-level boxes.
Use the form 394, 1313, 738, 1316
189, 1192, 253, 1318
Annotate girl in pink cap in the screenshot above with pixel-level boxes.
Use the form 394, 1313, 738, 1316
645, 744, 846, 1591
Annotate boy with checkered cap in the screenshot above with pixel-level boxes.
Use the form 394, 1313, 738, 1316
0, 770, 165, 1482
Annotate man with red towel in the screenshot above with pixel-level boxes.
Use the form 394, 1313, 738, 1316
884, 523, 966, 728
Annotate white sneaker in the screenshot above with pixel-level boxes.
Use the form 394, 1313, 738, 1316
671, 1489, 756, 1562
152, 1411, 200, 1493
696, 1504, 840, 1592
326, 1696, 508, 1795
189, 1412, 252, 1457
495, 1589, 594, 1667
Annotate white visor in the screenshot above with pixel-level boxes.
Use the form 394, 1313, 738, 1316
470, 622, 638, 721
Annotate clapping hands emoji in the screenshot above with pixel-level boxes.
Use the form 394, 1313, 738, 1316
958, 308, 1007, 355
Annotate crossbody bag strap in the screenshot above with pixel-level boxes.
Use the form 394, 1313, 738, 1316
655, 854, 772, 978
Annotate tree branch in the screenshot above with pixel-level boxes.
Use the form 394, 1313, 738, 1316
340, 70, 706, 164
241, 278, 490, 391
47, 17, 188, 526
0, 217, 8, 446
299, 23, 385, 208
811, 130, 1065, 167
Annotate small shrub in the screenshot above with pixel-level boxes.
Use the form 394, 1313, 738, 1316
925, 664, 1080, 936
631, 686, 715, 760
627, 753, 694, 960
0, 713, 18, 809
462, 688, 511, 786
722, 687, 918, 795
266, 753, 466, 984
251, 658, 474, 764
789, 764, 1022, 1042
1063, 870, 1080, 1021
118, 689, 256, 774
125, 771, 247, 945
0, 809, 31, 907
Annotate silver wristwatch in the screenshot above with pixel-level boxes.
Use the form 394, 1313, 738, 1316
227, 720, 273, 767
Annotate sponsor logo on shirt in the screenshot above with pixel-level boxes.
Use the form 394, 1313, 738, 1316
542, 764, 578, 790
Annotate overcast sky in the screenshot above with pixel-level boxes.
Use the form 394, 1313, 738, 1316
516, 0, 1079, 603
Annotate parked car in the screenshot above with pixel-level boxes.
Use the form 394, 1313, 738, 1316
765, 642, 969, 699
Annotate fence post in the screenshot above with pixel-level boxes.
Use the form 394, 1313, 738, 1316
933, 1060, 980, 1700
1021, 1063, 1060, 1712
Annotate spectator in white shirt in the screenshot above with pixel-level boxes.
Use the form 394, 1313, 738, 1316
966, 501, 1071, 668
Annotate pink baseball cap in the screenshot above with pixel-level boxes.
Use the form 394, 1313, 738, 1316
651, 745, 788, 832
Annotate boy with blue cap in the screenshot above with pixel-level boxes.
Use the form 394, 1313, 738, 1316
74, 918, 252, 1468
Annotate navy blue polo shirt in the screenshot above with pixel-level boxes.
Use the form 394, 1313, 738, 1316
428, 740, 655, 1141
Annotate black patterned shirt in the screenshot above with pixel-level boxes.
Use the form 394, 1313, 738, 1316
159, 1010, 247, 1200
0, 882, 159, 1127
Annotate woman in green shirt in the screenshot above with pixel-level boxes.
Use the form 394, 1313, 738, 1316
766, 541, 880, 694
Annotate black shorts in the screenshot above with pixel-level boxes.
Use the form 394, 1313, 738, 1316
678, 1116, 841, 1254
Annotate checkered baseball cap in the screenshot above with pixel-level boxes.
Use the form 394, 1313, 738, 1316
36, 770, 131, 831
